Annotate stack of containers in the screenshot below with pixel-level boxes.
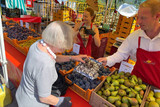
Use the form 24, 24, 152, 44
53, 9, 70, 22
105, 15, 135, 53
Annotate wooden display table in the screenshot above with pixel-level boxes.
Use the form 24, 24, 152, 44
4, 40, 91, 107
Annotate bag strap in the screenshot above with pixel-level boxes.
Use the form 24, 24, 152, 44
0, 74, 5, 92
0, 74, 5, 84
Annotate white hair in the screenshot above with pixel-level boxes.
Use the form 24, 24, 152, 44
42, 21, 74, 49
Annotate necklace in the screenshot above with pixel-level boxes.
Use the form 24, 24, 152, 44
40, 40, 57, 59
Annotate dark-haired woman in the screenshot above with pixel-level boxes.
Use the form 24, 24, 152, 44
74, 7, 101, 56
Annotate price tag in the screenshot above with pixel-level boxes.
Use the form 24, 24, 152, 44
20, 20, 23, 27
154, 89, 160, 92
25, 22, 29, 29
119, 61, 134, 73
73, 43, 80, 54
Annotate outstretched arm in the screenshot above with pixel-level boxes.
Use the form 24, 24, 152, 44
56, 55, 88, 63
93, 27, 101, 47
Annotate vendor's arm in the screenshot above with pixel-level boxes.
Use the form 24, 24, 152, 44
74, 21, 82, 31
73, 22, 82, 43
97, 47, 130, 67
56, 55, 88, 63
73, 33, 80, 44
106, 51, 130, 67
97, 32, 137, 67
93, 26, 101, 47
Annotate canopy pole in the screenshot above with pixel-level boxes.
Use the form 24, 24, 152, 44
0, 14, 9, 87
103, 0, 110, 23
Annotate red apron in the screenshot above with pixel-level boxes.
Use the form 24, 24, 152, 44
77, 23, 93, 56
131, 37, 160, 88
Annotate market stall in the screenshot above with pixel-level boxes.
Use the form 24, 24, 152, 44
1, 0, 160, 106
2, 17, 114, 106
2, 18, 111, 106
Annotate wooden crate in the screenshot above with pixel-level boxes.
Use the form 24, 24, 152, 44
105, 32, 118, 53
99, 33, 109, 39
115, 15, 123, 33
53, 9, 70, 22
65, 75, 105, 102
59, 61, 79, 76
119, 27, 131, 34
89, 75, 150, 107
105, 15, 134, 53
105, 45, 112, 53
115, 15, 134, 36
143, 84, 160, 106
4, 34, 41, 56
119, 32, 130, 38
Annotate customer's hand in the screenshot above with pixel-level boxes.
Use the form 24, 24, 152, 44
55, 97, 72, 107
72, 55, 88, 63
97, 57, 107, 66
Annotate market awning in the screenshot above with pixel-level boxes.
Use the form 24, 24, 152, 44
5, 0, 27, 15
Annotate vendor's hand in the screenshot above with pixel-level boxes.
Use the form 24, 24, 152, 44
97, 57, 107, 66
74, 21, 81, 31
72, 55, 88, 63
73, 35, 80, 43
55, 97, 72, 107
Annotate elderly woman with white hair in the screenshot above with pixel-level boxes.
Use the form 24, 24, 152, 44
16, 21, 87, 107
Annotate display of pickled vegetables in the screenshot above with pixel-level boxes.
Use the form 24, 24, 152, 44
145, 90, 160, 107
97, 71, 147, 106
19, 38, 41, 48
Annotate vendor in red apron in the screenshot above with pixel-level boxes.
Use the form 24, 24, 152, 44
74, 7, 101, 56
97, 0, 160, 88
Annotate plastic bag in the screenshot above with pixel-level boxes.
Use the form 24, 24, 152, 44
0, 75, 12, 107
74, 58, 101, 80
117, 3, 138, 18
